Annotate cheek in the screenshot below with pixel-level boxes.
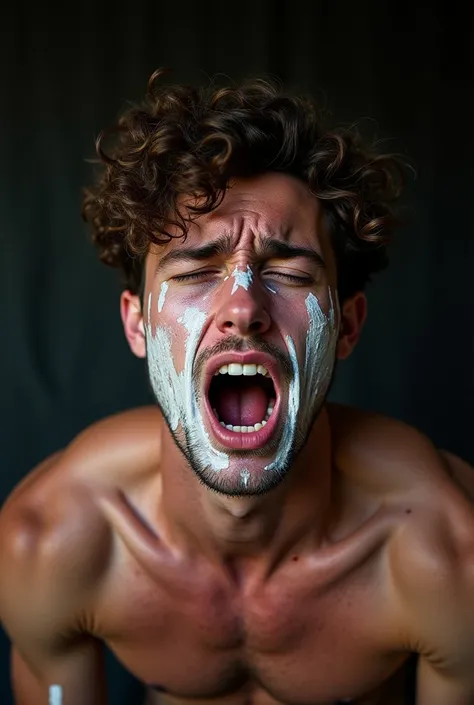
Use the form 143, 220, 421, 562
149, 285, 213, 324
276, 288, 338, 363
147, 289, 213, 368
277, 299, 308, 334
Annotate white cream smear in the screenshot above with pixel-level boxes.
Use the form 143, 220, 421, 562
49, 685, 62, 705
240, 468, 250, 487
231, 265, 253, 294
145, 271, 338, 482
146, 293, 229, 472
157, 280, 169, 312
300, 289, 339, 427
264, 289, 339, 473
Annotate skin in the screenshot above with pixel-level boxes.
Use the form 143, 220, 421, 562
1, 173, 474, 705
136, 173, 344, 497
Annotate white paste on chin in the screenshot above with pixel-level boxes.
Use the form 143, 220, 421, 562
240, 468, 250, 487
231, 265, 253, 294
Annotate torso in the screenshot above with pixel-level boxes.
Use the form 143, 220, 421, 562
93, 491, 409, 704
6, 404, 474, 705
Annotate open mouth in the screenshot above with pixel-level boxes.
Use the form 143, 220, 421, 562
203, 354, 281, 451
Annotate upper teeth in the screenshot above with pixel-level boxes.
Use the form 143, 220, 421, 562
214, 363, 269, 376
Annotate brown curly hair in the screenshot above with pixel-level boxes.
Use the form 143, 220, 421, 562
82, 69, 407, 302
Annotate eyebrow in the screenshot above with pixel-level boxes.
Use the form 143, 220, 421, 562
157, 234, 326, 271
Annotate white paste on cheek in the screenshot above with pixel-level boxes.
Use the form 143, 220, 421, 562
157, 281, 169, 312
231, 265, 253, 294
264, 334, 300, 473
300, 290, 339, 426
265, 284, 277, 294
49, 685, 62, 705
264, 289, 338, 474
145, 294, 229, 472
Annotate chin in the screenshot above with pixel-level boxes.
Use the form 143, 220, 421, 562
191, 461, 291, 497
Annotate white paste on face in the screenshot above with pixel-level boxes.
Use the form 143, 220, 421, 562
49, 685, 62, 705
240, 468, 250, 488
145, 282, 338, 483
157, 281, 169, 312
145, 294, 229, 472
264, 335, 299, 473
300, 290, 339, 428
264, 289, 338, 473
265, 284, 277, 294
231, 265, 253, 294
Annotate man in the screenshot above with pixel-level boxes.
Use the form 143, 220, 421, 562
1, 69, 473, 705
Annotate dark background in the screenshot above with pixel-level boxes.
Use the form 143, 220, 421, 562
1, 1, 473, 702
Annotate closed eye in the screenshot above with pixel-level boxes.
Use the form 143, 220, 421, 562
172, 270, 216, 282
264, 272, 313, 284
172, 271, 312, 284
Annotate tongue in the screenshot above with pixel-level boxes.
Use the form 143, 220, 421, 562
214, 383, 268, 426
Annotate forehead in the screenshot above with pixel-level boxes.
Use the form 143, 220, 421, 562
157, 172, 330, 257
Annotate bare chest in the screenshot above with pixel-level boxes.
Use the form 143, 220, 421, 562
94, 553, 404, 704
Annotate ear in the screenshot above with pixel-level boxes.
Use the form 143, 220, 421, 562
120, 290, 146, 359
336, 291, 367, 360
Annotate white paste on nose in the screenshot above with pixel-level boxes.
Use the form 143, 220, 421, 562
231, 265, 253, 294
157, 281, 169, 312
145, 294, 229, 472
49, 685, 62, 705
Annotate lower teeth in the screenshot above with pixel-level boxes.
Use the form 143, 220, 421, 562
213, 402, 275, 433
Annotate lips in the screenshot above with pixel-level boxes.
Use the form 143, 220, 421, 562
204, 352, 281, 399
202, 352, 282, 451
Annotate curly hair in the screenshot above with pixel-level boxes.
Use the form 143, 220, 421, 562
82, 69, 407, 302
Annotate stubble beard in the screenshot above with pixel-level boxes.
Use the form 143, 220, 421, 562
146, 365, 335, 498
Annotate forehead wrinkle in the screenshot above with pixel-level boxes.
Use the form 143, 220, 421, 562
156, 233, 326, 275
155, 203, 327, 272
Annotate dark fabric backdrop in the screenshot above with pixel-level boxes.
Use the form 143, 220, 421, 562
1, 1, 473, 702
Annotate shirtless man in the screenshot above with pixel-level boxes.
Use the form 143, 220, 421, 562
1, 70, 473, 705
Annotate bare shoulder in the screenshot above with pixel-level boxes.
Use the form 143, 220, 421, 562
65, 404, 164, 487
328, 404, 474, 667
5, 405, 163, 508
327, 402, 454, 493
0, 406, 163, 638
328, 402, 474, 537
388, 470, 474, 675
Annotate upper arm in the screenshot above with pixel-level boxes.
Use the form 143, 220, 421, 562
0, 496, 109, 704
417, 655, 474, 705
440, 450, 474, 502
10, 640, 106, 705
394, 506, 474, 705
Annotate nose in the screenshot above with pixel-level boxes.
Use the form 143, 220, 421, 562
215, 281, 272, 337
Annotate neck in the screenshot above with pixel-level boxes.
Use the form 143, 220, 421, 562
159, 407, 334, 579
